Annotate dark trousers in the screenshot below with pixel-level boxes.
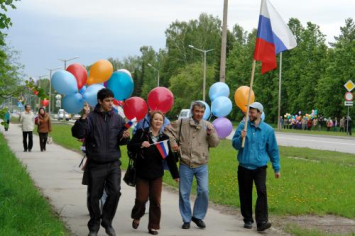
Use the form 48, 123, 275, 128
131, 176, 163, 229
238, 165, 268, 225
39, 132, 48, 151
22, 131, 33, 151
87, 160, 122, 232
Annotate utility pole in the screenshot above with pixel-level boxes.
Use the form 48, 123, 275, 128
220, 0, 228, 82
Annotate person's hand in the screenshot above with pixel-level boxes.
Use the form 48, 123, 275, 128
241, 130, 247, 138
141, 141, 150, 148
275, 172, 281, 179
174, 178, 179, 182
122, 130, 130, 139
172, 144, 179, 152
206, 124, 213, 135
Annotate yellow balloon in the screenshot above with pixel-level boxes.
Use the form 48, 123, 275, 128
234, 86, 255, 112
87, 59, 113, 85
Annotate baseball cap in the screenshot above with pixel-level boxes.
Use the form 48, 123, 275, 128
249, 102, 263, 113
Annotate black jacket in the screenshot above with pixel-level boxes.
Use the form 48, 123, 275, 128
127, 128, 179, 180
72, 104, 129, 163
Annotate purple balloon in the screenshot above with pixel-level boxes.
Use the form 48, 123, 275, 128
212, 117, 233, 139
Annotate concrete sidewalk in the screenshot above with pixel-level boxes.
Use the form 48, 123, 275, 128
2, 124, 270, 236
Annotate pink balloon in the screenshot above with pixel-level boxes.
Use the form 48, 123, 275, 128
123, 97, 148, 121
212, 117, 233, 139
147, 87, 174, 113
67, 63, 88, 90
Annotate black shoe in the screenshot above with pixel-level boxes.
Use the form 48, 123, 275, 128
191, 217, 206, 228
149, 229, 158, 235
24, 150, 27, 152
132, 219, 139, 229
105, 226, 116, 236
244, 221, 253, 229
88, 231, 98, 236
28, 149, 31, 152
257, 222, 272, 231
182, 222, 190, 229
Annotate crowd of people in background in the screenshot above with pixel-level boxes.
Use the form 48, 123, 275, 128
280, 114, 352, 135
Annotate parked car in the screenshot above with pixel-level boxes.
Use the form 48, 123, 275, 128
178, 109, 191, 119
57, 109, 71, 121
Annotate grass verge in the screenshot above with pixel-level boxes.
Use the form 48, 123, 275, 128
0, 133, 69, 236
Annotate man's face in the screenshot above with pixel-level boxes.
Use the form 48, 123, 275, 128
25, 105, 31, 112
99, 97, 114, 112
249, 108, 261, 122
192, 106, 205, 122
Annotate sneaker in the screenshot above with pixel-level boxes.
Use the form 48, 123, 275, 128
244, 221, 253, 229
191, 217, 206, 228
257, 222, 272, 231
182, 222, 190, 229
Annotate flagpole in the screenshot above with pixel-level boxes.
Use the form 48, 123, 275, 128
242, 60, 256, 148
277, 52, 283, 131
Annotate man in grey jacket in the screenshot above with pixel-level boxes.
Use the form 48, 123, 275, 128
20, 104, 35, 152
165, 101, 220, 230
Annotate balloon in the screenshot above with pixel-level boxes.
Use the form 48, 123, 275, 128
212, 117, 233, 139
51, 70, 78, 95
123, 97, 148, 121
41, 99, 49, 107
261, 112, 265, 121
211, 97, 233, 118
234, 86, 255, 112
113, 99, 124, 107
147, 87, 174, 113
107, 71, 134, 101
197, 100, 211, 120
66, 63, 88, 90
62, 93, 84, 114
87, 60, 113, 85
117, 69, 132, 77
79, 85, 87, 95
83, 84, 105, 107
34, 90, 39, 95
209, 82, 230, 101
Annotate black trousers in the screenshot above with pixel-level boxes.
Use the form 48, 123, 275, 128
39, 132, 48, 151
238, 165, 268, 225
87, 160, 122, 232
22, 131, 33, 151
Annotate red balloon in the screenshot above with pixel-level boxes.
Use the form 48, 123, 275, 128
66, 63, 88, 90
41, 99, 49, 107
34, 90, 39, 95
113, 99, 124, 107
123, 97, 148, 121
147, 87, 174, 113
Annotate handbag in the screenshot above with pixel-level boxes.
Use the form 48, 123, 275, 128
123, 157, 136, 187
47, 136, 53, 144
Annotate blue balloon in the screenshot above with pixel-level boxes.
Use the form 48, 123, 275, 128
62, 93, 84, 114
261, 112, 266, 121
83, 84, 105, 107
107, 71, 134, 101
79, 85, 87, 95
211, 96, 232, 118
51, 70, 78, 95
197, 100, 211, 120
209, 82, 230, 101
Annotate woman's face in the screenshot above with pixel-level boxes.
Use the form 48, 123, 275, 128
39, 109, 45, 115
151, 113, 164, 130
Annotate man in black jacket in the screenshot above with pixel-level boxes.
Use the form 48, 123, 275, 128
72, 88, 130, 236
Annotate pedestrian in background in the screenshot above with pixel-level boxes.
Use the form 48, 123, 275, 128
36, 108, 52, 152
20, 104, 35, 152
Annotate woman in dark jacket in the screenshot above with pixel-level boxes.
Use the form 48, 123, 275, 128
128, 111, 179, 235
37, 108, 51, 151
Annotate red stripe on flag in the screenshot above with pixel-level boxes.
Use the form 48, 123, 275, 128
156, 143, 167, 159
254, 38, 277, 74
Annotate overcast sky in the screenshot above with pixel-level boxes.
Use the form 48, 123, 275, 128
5, 0, 355, 79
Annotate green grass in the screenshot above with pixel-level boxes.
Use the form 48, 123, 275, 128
284, 224, 355, 236
0, 133, 69, 236
51, 124, 355, 219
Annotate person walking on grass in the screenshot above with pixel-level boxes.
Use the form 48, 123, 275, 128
232, 102, 280, 232
72, 88, 130, 236
36, 108, 52, 152
20, 104, 35, 152
3, 108, 10, 131
128, 111, 179, 235
165, 101, 220, 230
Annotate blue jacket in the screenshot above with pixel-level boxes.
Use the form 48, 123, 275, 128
232, 120, 280, 173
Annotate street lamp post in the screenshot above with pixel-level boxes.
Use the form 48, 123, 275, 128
188, 45, 214, 101
46, 67, 62, 114
147, 63, 159, 87
58, 56, 79, 69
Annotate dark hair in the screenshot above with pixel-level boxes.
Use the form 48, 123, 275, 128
190, 101, 206, 112
150, 111, 165, 126
97, 88, 114, 101
38, 107, 45, 115
25, 104, 30, 109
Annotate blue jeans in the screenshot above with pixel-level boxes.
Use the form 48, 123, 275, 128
179, 164, 209, 223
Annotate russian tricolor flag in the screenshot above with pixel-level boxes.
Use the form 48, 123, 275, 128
254, 0, 297, 74
156, 140, 169, 159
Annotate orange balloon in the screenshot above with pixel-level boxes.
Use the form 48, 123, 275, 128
234, 86, 255, 112
87, 59, 113, 85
